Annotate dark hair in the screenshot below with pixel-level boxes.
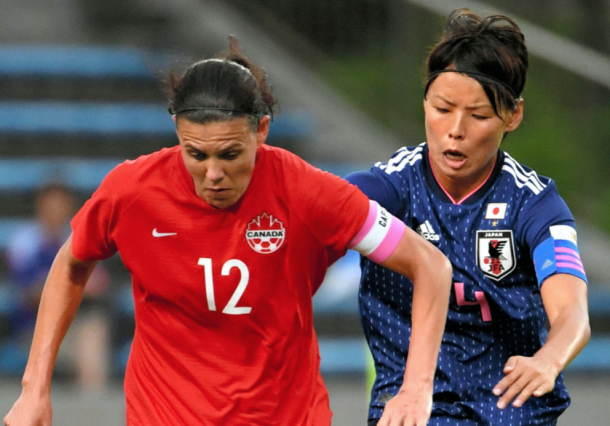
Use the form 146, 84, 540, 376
167, 36, 276, 131
424, 9, 528, 117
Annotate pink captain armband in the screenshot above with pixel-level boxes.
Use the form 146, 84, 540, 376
347, 200, 406, 264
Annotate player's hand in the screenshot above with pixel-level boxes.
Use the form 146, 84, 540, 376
4, 390, 52, 426
493, 355, 559, 410
377, 384, 432, 426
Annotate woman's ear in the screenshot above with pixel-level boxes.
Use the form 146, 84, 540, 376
256, 115, 271, 147
505, 98, 524, 132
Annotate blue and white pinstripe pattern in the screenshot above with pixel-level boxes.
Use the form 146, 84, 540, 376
360, 145, 573, 425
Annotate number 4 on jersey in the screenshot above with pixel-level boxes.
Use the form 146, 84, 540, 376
454, 282, 492, 321
198, 258, 252, 315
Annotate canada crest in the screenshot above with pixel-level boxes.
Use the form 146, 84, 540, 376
246, 213, 285, 254
476, 230, 516, 281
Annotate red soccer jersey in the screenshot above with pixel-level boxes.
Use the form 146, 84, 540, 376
71, 144, 369, 426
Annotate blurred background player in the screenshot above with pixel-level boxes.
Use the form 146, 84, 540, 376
347, 8, 590, 426
5, 183, 109, 390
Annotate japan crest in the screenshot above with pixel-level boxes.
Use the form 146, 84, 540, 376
245, 213, 285, 254
476, 230, 516, 281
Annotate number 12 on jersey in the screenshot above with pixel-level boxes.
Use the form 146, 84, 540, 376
198, 258, 252, 315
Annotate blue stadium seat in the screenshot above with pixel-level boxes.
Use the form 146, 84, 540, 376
0, 101, 314, 141
0, 45, 164, 78
0, 158, 122, 191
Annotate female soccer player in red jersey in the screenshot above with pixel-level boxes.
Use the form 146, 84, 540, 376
4, 38, 451, 426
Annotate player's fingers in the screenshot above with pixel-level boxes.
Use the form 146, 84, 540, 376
493, 367, 521, 396
503, 355, 520, 373
376, 413, 390, 426
387, 416, 405, 426
497, 373, 530, 409
414, 414, 431, 426
512, 376, 544, 407
388, 417, 403, 426
532, 380, 555, 398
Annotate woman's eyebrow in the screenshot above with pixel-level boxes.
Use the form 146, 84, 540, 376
431, 94, 491, 111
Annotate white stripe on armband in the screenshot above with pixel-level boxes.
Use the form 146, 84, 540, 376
348, 200, 406, 264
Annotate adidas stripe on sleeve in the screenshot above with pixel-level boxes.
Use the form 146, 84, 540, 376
348, 200, 406, 264
533, 225, 587, 285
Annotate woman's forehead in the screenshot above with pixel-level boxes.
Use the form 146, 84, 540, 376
177, 117, 255, 149
427, 73, 492, 106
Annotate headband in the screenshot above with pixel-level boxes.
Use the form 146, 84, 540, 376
426, 69, 519, 100
169, 59, 270, 119
168, 107, 263, 119
201, 58, 254, 77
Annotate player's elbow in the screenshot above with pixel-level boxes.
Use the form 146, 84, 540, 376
581, 311, 591, 347
435, 250, 453, 286
420, 242, 453, 289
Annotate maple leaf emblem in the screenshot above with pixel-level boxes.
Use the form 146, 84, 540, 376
245, 213, 286, 254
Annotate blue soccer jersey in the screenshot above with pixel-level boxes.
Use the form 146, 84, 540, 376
347, 143, 587, 426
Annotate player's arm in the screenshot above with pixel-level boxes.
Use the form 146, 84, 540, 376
493, 273, 589, 409
4, 235, 98, 426
349, 201, 452, 426
493, 219, 590, 409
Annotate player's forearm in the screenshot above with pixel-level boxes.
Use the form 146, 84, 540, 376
22, 239, 94, 391
534, 304, 590, 374
402, 250, 452, 388
379, 227, 452, 387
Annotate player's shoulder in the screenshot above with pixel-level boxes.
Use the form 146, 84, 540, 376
260, 144, 310, 170
498, 151, 571, 224
499, 151, 555, 198
258, 144, 337, 182
96, 146, 180, 203
107, 146, 180, 184
373, 143, 426, 176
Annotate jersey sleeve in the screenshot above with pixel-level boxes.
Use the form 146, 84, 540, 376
344, 170, 403, 216
518, 180, 587, 286
283, 154, 370, 262
346, 146, 420, 217
70, 163, 128, 261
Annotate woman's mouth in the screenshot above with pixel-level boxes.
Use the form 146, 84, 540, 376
443, 150, 467, 168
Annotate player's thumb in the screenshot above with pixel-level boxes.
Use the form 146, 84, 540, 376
503, 356, 519, 373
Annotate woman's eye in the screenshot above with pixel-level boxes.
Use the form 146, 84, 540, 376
191, 152, 207, 160
435, 107, 449, 113
472, 114, 490, 120
222, 152, 240, 160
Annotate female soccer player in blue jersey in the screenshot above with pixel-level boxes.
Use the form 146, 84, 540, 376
347, 8, 590, 426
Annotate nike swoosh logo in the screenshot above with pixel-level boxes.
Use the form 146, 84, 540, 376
152, 228, 177, 237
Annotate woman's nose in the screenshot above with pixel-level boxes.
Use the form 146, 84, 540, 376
448, 114, 466, 140
205, 160, 225, 182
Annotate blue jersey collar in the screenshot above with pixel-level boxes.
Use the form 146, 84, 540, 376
421, 143, 505, 205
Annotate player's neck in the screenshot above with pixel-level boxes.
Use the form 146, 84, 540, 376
429, 156, 496, 205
